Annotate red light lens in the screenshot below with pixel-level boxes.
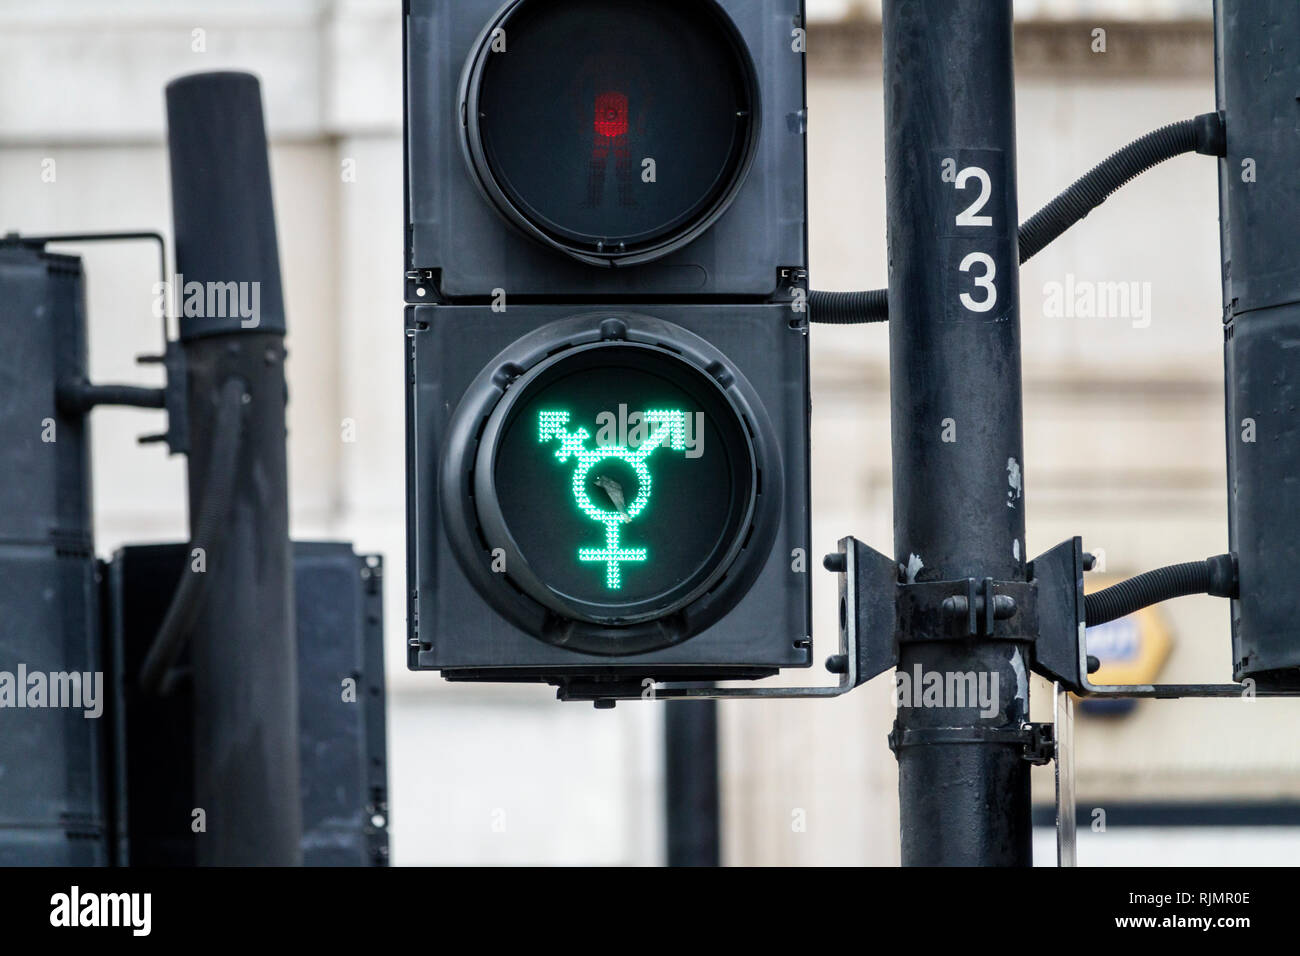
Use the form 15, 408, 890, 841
593, 91, 629, 138
472, 0, 757, 259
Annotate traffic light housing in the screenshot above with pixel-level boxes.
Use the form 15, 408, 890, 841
404, 0, 806, 297
0, 242, 106, 864
405, 0, 811, 691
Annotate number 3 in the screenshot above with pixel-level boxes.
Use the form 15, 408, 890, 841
959, 252, 997, 312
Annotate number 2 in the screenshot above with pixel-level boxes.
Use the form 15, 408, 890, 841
954, 166, 992, 227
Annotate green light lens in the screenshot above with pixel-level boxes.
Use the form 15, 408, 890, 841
492, 350, 749, 616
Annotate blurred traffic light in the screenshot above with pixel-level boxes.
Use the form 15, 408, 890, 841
404, 0, 811, 694
0, 241, 106, 865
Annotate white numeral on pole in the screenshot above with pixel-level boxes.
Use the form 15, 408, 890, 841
954, 166, 993, 227
958, 252, 997, 312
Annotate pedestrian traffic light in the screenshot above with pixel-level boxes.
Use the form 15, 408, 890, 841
405, 0, 811, 694
457, 0, 760, 267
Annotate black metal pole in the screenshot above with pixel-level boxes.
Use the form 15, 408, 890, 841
165, 71, 300, 865
1215, 1, 1300, 690
664, 700, 720, 867
882, 0, 1032, 865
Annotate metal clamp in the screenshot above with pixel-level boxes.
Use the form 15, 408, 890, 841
887, 722, 1054, 766
896, 576, 1036, 644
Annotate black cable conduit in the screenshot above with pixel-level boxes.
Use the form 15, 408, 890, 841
138, 378, 246, 696
810, 112, 1225, 324
1084, 553, 1237, 628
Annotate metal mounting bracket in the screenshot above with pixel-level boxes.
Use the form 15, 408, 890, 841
4, 230, 188, 455
1031, 535, 1300, 699
562, 532, 1300, 705
557, 536, 899, 703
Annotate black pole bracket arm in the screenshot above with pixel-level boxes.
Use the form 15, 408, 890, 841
1029, 536, 1300, 699
827, 536, 903, 685
8, 230, 190, 456
1026, 537, 1090, 693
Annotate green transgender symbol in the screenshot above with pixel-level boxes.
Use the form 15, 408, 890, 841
538, 409, 691, 590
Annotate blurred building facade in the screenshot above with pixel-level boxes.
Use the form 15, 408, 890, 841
3, 0, 1298, 865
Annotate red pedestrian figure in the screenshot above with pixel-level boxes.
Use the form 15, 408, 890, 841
587, 89, 635, 208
